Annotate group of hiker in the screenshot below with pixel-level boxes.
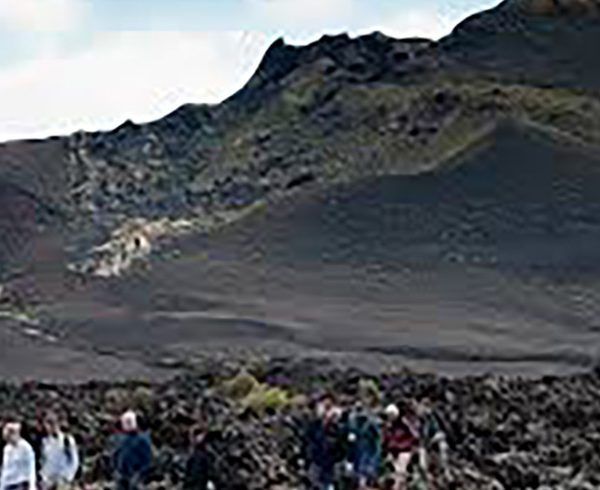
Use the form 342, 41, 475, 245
1, 412, 80, 490
303, 394, 449, 490
1, 408, 224, 490
0, 410, 153, 490
0, 393, 449, 490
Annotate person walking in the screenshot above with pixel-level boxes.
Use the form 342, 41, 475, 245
183, 425, 217, 490
304, 394, 344, 490
346, 403, 382, 489
383, 403, 420, 490
0, 421, 36, 490
39, 412, 80, 490
111, 411, 153, 490
415, 398, 450, 485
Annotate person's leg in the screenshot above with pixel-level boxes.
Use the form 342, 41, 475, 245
321, 464, 335, 490
418, 446, 428, 474
115, 477, 131, 490
130, 473, 145, 490
438, 438, 449, 474
418, 445, 432, 487
354, 452, 366, 490
392, 452, 412, 490
357, 474, 368, 490
362, 454, 379, 490
433, 436, 450, 482
308, 463, 329, 490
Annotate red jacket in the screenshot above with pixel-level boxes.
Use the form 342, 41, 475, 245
384, 416, 420, 456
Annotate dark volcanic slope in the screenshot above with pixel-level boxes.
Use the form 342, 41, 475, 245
2, 0, 600, 379
58, 125, 600, 375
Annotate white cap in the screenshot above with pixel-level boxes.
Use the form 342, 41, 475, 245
384, 403, 400, 418
121, 410, 138, 431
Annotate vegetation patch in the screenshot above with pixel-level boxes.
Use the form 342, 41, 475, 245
220, 370, 292, 414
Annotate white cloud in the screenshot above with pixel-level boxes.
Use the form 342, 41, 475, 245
248, 0, 356, 27
246, 0, 455, 43
0, 0, 87, 32
244, 0, 360, 42
0, 31, 269, 142
377, 7, 456, 40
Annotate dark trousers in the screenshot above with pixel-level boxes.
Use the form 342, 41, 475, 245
5, 483, 29, 490
309, 462, 335, 490
116, 474, 144, 490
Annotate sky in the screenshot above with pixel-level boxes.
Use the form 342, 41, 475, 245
0, 0, 500, 143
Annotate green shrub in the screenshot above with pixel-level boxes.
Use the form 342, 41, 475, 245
220, 370, 293, 413
131, 386, 154, 412
242, 385, 290, 414
358, 378, 382, 405
220, 371, 260, 399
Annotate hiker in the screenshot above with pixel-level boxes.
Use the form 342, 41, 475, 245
39, 412, 80, 490
415, 398, 450, 483
304, 394, 344, 490
0, 421, 36, 490
30, 415, 47, 479
346, 402, 382, 489
111, 410, 153, 490
183, 425, 216, 490
383, 403, 420, 490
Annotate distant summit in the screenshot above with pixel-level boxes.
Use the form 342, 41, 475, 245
441, 0, 600, 88
510, 0, 600, 16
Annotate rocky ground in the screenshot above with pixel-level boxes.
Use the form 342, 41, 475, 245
2, 356, 600, 489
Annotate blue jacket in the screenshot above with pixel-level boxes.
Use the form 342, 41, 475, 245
111, 431, 153, 479
347, 413, 382, 473
304, 418, 344, 471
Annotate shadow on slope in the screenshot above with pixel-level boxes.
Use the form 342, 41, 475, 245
0, 139, 69, 285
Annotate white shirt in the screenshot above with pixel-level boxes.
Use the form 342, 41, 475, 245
40, 433, 79, 484
0, 438, 36, 490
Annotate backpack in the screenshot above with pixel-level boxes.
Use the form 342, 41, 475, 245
63, 434, 72, 461
63, 434, 82, 480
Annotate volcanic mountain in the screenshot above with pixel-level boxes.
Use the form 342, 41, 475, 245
1, 0, 600, 380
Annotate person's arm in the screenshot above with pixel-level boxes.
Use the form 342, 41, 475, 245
0, 447, 7, 490
66, 436, 80, 482
373, 422, 383, 459
138, 435, 153, 476
39, 438, 49, 482
26, 444, 37, 490
302, 422, 315, 463
110, 435, 121, 475
405, 416, 420, 440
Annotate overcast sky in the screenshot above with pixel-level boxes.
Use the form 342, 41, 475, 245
0, 0, 499, 142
